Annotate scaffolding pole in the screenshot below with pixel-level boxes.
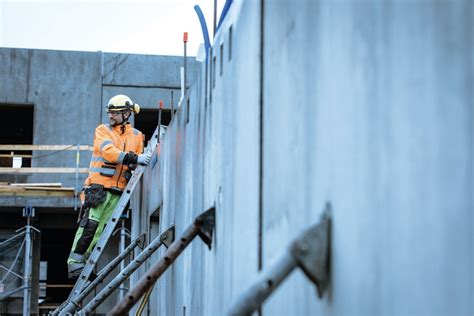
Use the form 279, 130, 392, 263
109, 207, 215, 315
78, 225, 175, 315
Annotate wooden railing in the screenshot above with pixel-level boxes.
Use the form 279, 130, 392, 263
0, 145, 92, 174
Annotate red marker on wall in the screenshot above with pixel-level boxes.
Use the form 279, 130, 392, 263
157, 100, 163, 144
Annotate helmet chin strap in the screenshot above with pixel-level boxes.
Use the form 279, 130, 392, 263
110, 111, 130, 132
119, 111, 131, 134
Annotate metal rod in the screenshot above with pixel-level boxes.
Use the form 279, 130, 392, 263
0, 167, 89, 174
227, 206, 331, 315
118, 219, 128, 300
74, 144, 80, 211
135, 286, 153, 316
0, 263, 24, 279
109, 208, 215, 315
0, 145, 93, 151
1, 238, 26, 282
22, 217, 33, 316
227, 251, 297, 316
171, 91, 174, 122
183, 32, 188, 97
0, 286, 26, 301
158, 100, 163, 143
109, 224, 199, 315
59, 234, 144, 315
213, 0, 217, 37
0, 232, 25, 247
79, 226, 173, 314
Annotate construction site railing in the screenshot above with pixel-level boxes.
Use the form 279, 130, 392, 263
0, 144, 93, 209
60, 233, 147, 314
0, 206, 39, 315
109, 207, 216, 315
76, 225, 176, 315
227, 204, 331, 316
0, 144, 92, 174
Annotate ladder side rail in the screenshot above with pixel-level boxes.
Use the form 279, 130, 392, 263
109, 207, 215, 315
78, 225, 174, 314
59, 234, 145, 314
67, 167, 144, 298
22, 223, 34, 315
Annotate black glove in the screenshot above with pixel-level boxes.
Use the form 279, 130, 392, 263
123, 151, 139, 166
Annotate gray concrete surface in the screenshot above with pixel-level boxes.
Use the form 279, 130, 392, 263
1, 0, 472, 314
133, 0, 473, 315
263, 1, 473, 315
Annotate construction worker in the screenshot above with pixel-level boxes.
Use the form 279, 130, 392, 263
67, 95, 151, 279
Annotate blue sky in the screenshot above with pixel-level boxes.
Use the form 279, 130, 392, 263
0, 0, 224, 56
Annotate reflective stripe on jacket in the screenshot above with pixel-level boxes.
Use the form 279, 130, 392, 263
85, 123, 143, 191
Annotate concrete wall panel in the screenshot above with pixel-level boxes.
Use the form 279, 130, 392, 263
263, 1, 473, 315
102, 53, 196, 88
135, 0, 473, 315
136, 1, 262, 315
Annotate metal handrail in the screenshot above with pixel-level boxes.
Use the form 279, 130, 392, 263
227, 204, 331, 316
109, 207, 216, 315
76, 226, 176, 315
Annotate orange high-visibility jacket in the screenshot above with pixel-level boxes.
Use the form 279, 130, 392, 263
84, 123, 144, 191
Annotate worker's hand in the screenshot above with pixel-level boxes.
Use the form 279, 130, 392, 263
137, 152, 151, 165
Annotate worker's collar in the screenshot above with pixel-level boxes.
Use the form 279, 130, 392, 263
111, 122, 132, 134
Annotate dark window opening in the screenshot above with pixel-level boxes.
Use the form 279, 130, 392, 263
0, 104, 34, 168
228, 25, 233, 61
209, 47, 213, 104
212, 55, 217, 89
186, 97, 190, 125
205, 52, 209, 108
40, 227, 76, 305
149, 205, 161, 248
134, 109, 172, 143
220, 43, 224, 77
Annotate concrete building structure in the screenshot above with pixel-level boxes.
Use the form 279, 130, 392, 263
1, 0, 473, 315
0, 47, 198, 315
130, 0, 473, 315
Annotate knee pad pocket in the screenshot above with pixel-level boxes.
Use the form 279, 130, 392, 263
74, 219, 99, 254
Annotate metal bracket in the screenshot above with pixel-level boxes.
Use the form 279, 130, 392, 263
109, 207, 216, 315
136, 233, 146, 249
195, 207, 215, 249
77, 225, 175, 314
227, 203, 332, 315
291, 203, 331, 298
160, 225, 175, 248
22, 205, 35, 218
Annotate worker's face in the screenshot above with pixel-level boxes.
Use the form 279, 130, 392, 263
108, 111, 130, 126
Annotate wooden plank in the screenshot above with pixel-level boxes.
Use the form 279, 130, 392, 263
0, 188, 74, 197
0, 167, 88, 174
23, 187, 74, 191
10, 183, 63, 187
0, 145, 92, 151
0, 154, 33, 158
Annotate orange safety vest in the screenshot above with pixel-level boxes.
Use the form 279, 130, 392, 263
84, 123, 144, 191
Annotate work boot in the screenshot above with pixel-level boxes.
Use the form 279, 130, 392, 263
68, 261, 85, 280
67, 264, 98, 281
67, 252, 86, 280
